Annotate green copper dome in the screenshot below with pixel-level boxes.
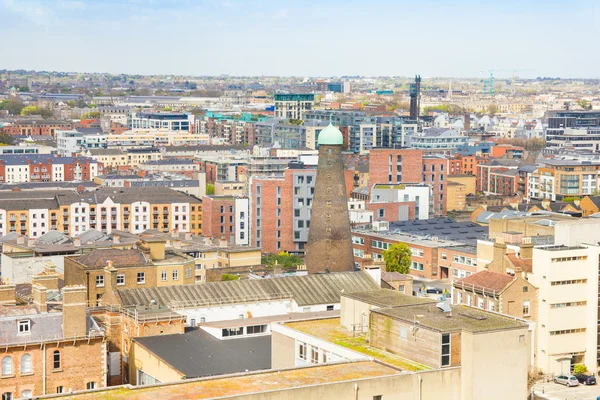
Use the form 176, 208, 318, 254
318, 123, 343, 145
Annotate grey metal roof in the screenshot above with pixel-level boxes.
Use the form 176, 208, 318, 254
117, 270, 378, 308
387, 218, 488, 246
134, 328, 271, 378
36, 230, 70, 245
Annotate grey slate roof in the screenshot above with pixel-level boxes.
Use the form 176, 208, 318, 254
117, 270, 378, 308
388, 218, 488, 245
134, 328, 270, 378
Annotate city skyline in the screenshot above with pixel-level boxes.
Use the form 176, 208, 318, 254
2, 0, 599, 78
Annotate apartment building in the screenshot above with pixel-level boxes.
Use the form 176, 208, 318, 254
0, 187, 202, 237
0, 283, 106, 399
528, 159, 600, 200
64, 239, 196, 306
409, 129, 468, 154
201, 196, 249, 245
0, 154, 103, 184
106, 129, 207, 148
137, 159, 201, 176
128, 112, 193, 131
369, 148, 447, 216
274, 93, 314, 119
527, 244, 600, 375
369, 183, 430, 220
195, 117, 257, 146
476, 160, 520, 195
250, 163, 355, 253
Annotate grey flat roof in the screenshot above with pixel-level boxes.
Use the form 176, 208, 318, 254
134, 328, 271, 378
387, 218, 488, 246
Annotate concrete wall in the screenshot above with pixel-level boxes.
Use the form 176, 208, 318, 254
1, 254, 65, 284
271, 331, 297, 369
340, 296, 375, 333
460, 329, 529, 400
130, 341, 184, 385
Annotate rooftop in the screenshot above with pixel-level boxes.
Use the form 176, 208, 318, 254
342, 289, 436, 308
48, 361, 398, 399
134, 328, 271, 379
374, 304, 528, 333
454, 270, 515, 293
285, 318, 429, 371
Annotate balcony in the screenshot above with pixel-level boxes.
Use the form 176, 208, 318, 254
20, 216, 26, 222
90, 211, 96, 216
51, 215, 57, 221
153, 211, 159, 215
101, 211, 107, 216
124, 211, 130, 215
163, 210, 169, 215
101, 219, 107, 224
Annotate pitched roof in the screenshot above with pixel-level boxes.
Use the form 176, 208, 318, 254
454, 270, 514, 293
505, 253, 532, 273
75, 249, 148, 268
117, 271, 378, 308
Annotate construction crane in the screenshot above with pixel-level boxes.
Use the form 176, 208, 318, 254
478, 69, 534, 96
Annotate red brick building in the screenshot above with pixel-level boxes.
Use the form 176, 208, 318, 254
369, 149, 447, 216
201, 196, 236, 241
1, 120, 73, 138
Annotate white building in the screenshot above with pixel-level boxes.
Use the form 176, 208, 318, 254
370, 183, 431, 220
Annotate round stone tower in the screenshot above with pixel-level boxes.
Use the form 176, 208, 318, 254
305, 123, 354, 274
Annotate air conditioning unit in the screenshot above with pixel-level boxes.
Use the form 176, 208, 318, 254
372, 221, 389, 232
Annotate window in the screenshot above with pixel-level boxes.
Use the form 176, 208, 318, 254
441, 334, 451, 367
200, 317, 206, 323
20, 354, 32, 374
86, 382, 96, 390
20, 391, 32, 399
298, 342, 307, 360
18, 320, 30, 334
326, 305, 334, 311
523, 286, 528, 292
523, 300, 530, 317
247, 325, 267, 334
95, 275, 104, 287
172, 270, 179, 281
2, 356, 13, 376
373, 396, 383, 400
137, 272, 145, 284
488, 302, 495, 312
377, 209, 385, 218
161, 270, 167, 281
56, 387, 64, 394
222, 327, 243, 337
1, 394, 11, 400
53, 350, 61, 370
117, 274, 125, 286
310, 346, 319, 364
477, 297, 484, 309
400, 327, 407, 341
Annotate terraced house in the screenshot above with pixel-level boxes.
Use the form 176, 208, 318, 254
0, 187, 202, 237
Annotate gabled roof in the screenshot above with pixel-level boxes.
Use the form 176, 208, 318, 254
505, 253, 532, 273
454, 270, 514, 293
75, 249, 149, 268
117, 271, 378, 308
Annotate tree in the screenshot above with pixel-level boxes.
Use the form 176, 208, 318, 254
80, 111, 101, 120
383, 243, 412, 274
261, 251, 304, 270
221, 274, 239, 281
21, 106, 53, 118
573, 364, 588, 375
0, 132, 15, 145
487, 104, 498, 116
206, 183, 215, 195
0, 98, 25, 115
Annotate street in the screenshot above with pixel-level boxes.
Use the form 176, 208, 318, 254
533, 381, 600, 400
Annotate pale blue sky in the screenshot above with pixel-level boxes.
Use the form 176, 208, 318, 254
1, 0, 598, 78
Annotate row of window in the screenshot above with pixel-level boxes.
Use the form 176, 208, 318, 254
550, 301, 586, 308
551, 256, 587, 262
550, 328, 586, 336
551, 279, 587, 285
371, 240, 390, 250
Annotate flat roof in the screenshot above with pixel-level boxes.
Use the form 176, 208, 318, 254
134, 328, 271, 379
201, 310, 339, 329
373, 304, 528, 333
342, 289, 436, 308
47, 361, 399, 399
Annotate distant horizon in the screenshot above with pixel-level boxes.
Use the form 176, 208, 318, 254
2, 0, 599, 78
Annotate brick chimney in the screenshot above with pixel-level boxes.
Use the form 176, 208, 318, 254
0, 283, 17, 305
32, 284, 47, 312
27, 237, 37, 247
487, 237, 507, 274
73, 237, 81, 247
16, 235, 25, 245
101, 261, 118, 306
62, 286, 88, 338
31, 262, 59, 290
520, 236, 533, 260
171, 228, 179, 238
113, 234, 120, 244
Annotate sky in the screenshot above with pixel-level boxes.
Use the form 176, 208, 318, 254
1, 0, 599, 78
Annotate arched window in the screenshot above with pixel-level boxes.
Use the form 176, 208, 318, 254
21, 354, 32, 374
1, 356, 12, 376
20, 391, 32, 399
2, 393, 13, 400
52, 350, 61, 370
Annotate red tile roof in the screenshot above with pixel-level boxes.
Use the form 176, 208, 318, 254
455, 270, 514, 293
505, 253, 532, 273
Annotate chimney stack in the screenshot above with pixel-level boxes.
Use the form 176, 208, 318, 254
487, 237, 507, 274
27, 237, 37, 247
520, 237, 534, 260
101, 261, 118, 306
62, 286, 88, 338
73, 237, 81, 247
113, 234, 120, 244
0, 282, 17, 306
17, 235, 25, 245
171, 229, 179, 238
32, 284, 47, 312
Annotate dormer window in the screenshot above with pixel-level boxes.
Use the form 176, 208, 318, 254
18, 320, 30, 334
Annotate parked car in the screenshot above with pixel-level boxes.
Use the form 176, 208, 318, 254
425, 287, 443, 294
554, 375, 579, 387
575, 373, 596, 385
